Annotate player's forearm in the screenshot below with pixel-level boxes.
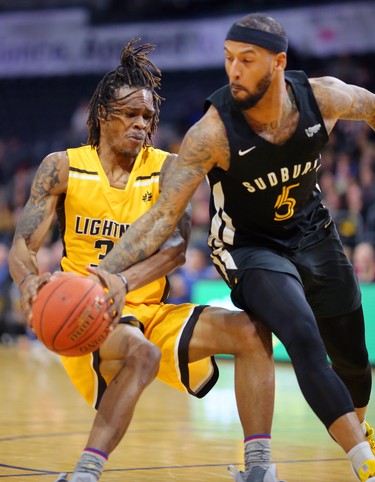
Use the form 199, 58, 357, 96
122, 243, 185, 292
115, 208, 190, 291
9, 238, 39, 287
100, 209, 175, 274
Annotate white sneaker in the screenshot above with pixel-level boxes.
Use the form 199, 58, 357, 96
54, 474, 98, 482
70, 475, 98, 482
228, 464, 286, 482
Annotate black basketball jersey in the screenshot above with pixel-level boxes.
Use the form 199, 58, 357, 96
205, 70, 330, 251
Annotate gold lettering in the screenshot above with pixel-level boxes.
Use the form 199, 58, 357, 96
254, 178, 267, 190
242, 181, 256, 193
280, 168, 290, 182
301, 162, 312, 175
268, 172, 278, 186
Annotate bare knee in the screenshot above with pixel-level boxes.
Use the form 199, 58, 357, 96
100, 332, 161, 385
230, 312, 273, 357
127, 341, 161, 384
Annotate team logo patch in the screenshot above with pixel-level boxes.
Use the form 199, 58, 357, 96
142, 191, 153, 202
305, 124, 321, 137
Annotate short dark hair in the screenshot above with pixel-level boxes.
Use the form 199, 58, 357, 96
236, 13, 287, 38
87, 39, 162, 148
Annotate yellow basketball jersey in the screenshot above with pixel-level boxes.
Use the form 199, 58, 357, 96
59, 144, 169, 305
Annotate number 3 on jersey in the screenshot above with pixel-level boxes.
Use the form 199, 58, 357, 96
274, 183, 299, 221
90, 239, 115, 267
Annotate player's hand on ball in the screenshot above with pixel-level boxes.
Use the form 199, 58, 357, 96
19, 272, 52, 327
86, 267, 126, 330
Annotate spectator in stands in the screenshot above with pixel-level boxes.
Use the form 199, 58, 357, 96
353, 242, 375, 284
335, 181, 366, 258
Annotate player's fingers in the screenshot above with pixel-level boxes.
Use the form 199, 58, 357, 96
102, 291, 124, 330
20, 274, 51, 328
20, 291, 33, 326
108, 311, 122, 331
37, 273, 52, 290
86, 268, 125, 329
20, 285, 37, 321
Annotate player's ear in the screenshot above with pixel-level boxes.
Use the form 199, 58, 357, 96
97, 104, 107, 121
274, 52, 287, 71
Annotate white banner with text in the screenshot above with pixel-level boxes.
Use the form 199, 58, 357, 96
0, 2, 374, 77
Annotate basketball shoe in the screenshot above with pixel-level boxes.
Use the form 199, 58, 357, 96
227, 464, 286, 482
54, 474, 97, 482
356, 458, 375, 481
54, 474, 69, 482
365, 423, 375, 456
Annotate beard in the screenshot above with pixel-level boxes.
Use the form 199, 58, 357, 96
231, 71, 272, 111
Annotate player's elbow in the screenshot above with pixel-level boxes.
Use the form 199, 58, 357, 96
169, 243, 188, 270
160, 238, 188, 271
174, 250, 187, 269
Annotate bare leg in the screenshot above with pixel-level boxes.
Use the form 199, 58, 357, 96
188, 308, 275, 438
87, 324, 161, 454
329, 413, 367, 452
356, 406, 368, 424
58, 310, 274, 481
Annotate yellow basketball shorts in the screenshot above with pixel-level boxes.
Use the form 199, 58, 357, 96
60, 302, 219, 409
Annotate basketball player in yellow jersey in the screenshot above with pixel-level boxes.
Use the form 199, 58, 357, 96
9, 41, 280, 482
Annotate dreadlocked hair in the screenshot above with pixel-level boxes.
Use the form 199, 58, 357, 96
87, 38, 162, 148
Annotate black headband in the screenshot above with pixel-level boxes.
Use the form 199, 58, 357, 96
225, 24, 288, 53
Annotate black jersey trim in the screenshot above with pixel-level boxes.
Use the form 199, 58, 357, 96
135, 171, 160, 181
178, 305, 219, 398
92, 350, 108, 410
69, 166, 99, 175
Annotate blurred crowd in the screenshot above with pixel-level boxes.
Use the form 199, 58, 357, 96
1, 52, 375, 342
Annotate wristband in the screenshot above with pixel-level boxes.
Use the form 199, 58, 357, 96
116, 273, 129, 293
18, 272, 36, 289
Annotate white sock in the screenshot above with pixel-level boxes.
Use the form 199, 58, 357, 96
347, 441, 374, 477
244, 437, 271, 471
73, 449, 107, 480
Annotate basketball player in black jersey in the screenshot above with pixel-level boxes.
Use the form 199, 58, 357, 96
10, 41, 279, 482
97, 12, 375, 482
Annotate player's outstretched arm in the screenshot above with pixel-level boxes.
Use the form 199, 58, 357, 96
9, 151, 68, 323
91, 206, 192, 329
99, 108, 229, 275
117, 152, 194, 290
93, 155, 194, 329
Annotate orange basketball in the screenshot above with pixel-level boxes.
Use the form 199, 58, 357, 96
32, 273, 111, 357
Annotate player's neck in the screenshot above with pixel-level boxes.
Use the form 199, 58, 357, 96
243, 83, 297, 144
98, 145, 136, 171
244, 79, 291, 125
97, 146, 137, 189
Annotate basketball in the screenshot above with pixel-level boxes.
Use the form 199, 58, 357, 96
32, 273, 111, 357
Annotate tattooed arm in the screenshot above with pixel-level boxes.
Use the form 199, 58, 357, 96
88, 153, 195, 330
95, 154, 193, 291
9, 151, 68, 322
91, 202, 193, 330
310, 76, 375, 134
99, 107, 230, 274
121, 154, 194, 288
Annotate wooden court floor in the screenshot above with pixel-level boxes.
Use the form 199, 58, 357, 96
1, 338, 375, 482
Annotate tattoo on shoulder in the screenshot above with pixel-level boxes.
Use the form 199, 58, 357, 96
312, 76, 372, 123
13, 156, 61, 242
33, 156, 62, 198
